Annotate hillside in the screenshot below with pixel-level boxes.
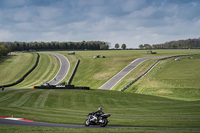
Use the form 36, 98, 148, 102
125, 55, 200, 101
0, 53, 37, 86
59, 50, 200, 90
0, 52, 60, 88
0, 50, 200, 133
0, 89, 199, 128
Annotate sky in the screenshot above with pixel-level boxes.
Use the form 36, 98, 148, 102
0, 0, 200, 48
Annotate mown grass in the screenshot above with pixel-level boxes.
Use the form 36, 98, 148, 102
0, 52, 36, 85
0, 89, 200, 128
125, 55, 200, 101
54, 50, 200, 89
7, 53, 60, 88
0, 125, 200, 133
0, 50, 200, 132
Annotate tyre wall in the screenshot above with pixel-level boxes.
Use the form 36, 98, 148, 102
0, 53, 40, 88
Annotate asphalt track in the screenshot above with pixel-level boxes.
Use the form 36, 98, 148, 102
0, 119, 200, 130
99, 56, 167, 90
44, 52, 70, 85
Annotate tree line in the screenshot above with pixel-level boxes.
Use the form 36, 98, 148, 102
139, 38, 200, 49
0, 41, 110, 52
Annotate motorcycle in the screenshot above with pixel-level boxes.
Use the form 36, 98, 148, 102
85, 112, 111, 127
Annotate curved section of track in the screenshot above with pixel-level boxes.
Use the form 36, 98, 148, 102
45, 52, 70, 85
99, 56, 167, 90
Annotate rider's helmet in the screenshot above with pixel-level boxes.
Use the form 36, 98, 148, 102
98, 107, 102, 111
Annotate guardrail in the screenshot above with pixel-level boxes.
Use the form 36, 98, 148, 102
0, 53, 40, 88
121, 54, 200, 92
67, 59, 80, 85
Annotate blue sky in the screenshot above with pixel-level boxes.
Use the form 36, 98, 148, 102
0, 0, 200, 48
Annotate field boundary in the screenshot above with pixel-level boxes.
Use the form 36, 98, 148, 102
121, 54, 200, 91
0, 53, 40, 88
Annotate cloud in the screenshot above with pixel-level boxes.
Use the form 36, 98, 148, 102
0, 30, 12, 40
0, 0, 200, 48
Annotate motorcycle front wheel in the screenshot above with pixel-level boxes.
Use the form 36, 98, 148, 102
99, 118, 108, 127
85, 119, 90, 127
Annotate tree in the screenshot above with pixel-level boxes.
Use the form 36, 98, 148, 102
115, 43, 119, 49
139, 44, 144, 49
144, 44, 152, 49
121, 44, 126, 50
0, 43, 10, 57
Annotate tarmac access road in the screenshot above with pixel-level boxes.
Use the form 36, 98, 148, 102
0, 118, 200, 130
99, 56, 167, 90
44, 52, 70, 85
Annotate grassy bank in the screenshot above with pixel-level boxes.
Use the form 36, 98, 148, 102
54, 50, 200, 89
125, 55, 200, 101
0, 89, 199, 128
0, 52, 60, 88
0, 53, 37, 86
0, 50, 200, 132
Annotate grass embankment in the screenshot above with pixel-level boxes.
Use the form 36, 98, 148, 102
0, 50, 200, 133
125, 55, 200, 101
0, 89, 200, 128
55, 50, 200, 90
0, 52, 60, 88
0, 53, 36, 86
12, 53, 60, 88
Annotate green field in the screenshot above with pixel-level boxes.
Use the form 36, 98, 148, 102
0, 49, 200, 133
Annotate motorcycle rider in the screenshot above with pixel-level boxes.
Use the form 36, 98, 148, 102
91, 107, 104, 123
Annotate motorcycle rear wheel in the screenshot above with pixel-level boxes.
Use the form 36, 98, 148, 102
99, 118, 108, 127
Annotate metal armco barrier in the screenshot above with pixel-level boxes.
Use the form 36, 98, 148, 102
121, 54, 200, 92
